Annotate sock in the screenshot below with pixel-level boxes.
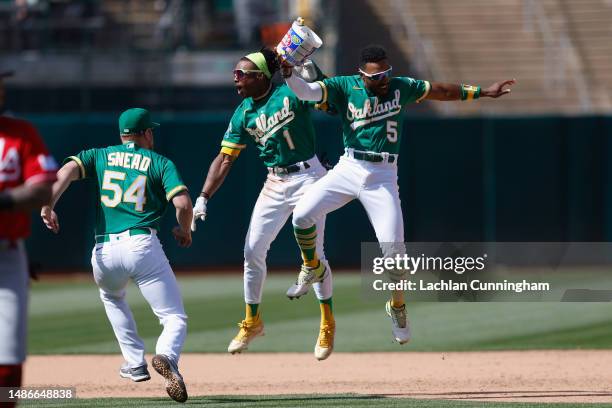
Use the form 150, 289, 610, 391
319, 297, 334, 326
245, 303, 259, 321
294, 225, 319, 267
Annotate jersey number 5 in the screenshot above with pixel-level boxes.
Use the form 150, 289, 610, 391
101, 170, 147, 212
386, 120, 398, 143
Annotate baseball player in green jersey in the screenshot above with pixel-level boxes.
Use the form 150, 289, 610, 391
283, 45, 515, 344
191, 48, 335, 360
40, 108, 192, 403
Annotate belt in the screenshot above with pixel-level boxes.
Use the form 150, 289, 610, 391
95, 228, 151, 244
268, 161, 311, 176
352, 151, 397, 163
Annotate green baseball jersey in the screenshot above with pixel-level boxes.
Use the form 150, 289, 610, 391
221, 84, 316, 167
66, 142, 187, 235
318, 75, 430, 153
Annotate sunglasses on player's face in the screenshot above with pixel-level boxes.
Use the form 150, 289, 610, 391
233, 69, 263, 81
359, 66, 393, 81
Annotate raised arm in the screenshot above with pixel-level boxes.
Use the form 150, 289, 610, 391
425, 79, 516, 101
40, 160, 80, 233
284, 73, 323, 102
281, 61, 323, 102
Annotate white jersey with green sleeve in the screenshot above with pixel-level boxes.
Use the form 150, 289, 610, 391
65, 142, 187, 235
317, 75, 430, 154
220, 84, 316, 167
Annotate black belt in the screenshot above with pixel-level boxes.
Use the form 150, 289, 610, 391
269, 161, 310, 175
352, 151, 397, 163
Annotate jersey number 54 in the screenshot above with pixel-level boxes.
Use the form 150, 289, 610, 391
101, 170, 147, 212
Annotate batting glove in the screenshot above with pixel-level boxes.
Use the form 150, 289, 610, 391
191, 196, 207, 232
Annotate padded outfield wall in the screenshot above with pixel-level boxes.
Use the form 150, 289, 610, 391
22, 113, 612, 269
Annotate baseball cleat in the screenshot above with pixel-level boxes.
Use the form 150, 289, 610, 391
228, 317, 264, 354
119, 362, 151, 382
286, 262, 328, 299
385, 300, 411, 344
314, 321, 335, 361
152, 354, 188, 403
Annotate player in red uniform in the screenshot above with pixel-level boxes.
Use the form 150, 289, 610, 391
0, 70, 57, 404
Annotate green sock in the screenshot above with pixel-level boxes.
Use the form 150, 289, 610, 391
246, 303, 259, 319
294, 225, 318, 267
319, 297, 333, 313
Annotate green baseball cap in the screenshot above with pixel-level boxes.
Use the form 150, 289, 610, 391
118, 108, 160, 134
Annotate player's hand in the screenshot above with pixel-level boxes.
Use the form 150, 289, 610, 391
191, 196, 207, 232
481, 79, 516, 98
40, 205, 60, 233
279, 58, 295, 79
173, 226, 192, 248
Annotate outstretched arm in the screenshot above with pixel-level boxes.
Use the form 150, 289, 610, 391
0, 182, 52, 212
191, 152, 236, 231
40, 160, 80, 233
425, 79, 516, 101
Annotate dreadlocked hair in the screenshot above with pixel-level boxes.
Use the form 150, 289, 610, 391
260, 47, 280, 76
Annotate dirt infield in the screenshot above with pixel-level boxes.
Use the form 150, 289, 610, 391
24, 351, 612, 403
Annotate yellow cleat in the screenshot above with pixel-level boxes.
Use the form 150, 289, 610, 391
227, 317, 264, 354
314, 322, 335, 361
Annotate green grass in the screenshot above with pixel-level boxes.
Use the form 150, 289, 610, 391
19, 394, 612, 408
28, 273, 612, 354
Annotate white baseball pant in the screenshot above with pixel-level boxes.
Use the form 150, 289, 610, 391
91, 230, 187, 369
293, 150, 407, 281
0, 240, 28, 364
244, 156, 333, 304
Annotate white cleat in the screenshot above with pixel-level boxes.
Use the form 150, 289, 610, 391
314, 322, 335, 361
286, 262, 328, 299
227, 318, 265, 354
385, 300, 411, 344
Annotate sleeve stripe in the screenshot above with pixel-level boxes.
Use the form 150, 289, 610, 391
67, 156, 86, 178
221, 147, 241, 157
415, 81, 431, 103
221, 141, 247, 149
166, 185, 188, 201
316, 81, 327, 104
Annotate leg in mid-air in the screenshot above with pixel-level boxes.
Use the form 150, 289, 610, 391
289, 161, 356, 299
310, 215, 335, 360
358, 165, 410, 344
228, 180, 293, 354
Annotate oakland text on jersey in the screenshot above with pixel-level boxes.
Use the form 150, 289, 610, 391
348, 89, 401, 130
246, 96, 296, 144
106, 151, 151, 173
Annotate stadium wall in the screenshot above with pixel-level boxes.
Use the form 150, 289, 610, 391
23, 113, 612, 270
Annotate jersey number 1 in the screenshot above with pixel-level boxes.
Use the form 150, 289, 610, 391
101, 170, 147, 212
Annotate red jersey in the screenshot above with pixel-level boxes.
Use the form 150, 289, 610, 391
0, 116, 57, 240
